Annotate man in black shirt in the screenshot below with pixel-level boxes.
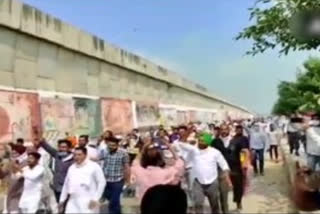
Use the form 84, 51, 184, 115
211, 126, 230, 214
228, 125, 250, 211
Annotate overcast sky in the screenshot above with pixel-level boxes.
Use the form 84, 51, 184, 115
22, 0, 320, 114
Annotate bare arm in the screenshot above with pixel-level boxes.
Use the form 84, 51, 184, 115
124, 164, 131, 184
221, 170, 232, 188
216, 150, 232, 187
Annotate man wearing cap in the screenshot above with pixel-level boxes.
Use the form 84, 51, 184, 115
173, 132, 232, 214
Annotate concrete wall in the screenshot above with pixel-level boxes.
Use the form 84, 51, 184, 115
0, 0, 252, 120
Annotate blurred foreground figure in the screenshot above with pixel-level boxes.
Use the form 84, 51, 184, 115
140, 185, 187, 214
293, 162, 320, 211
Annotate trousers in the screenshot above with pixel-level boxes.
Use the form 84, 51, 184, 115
192, 179, 220, 214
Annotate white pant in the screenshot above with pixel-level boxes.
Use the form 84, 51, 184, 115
65, 196, 98, 214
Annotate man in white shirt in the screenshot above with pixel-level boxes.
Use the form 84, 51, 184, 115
14, 152, 44, 214
59, 147, 106, 214
173, 132, 232, 214
302, 116, 320, 171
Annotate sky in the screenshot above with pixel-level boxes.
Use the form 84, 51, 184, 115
22, 0, 319, 114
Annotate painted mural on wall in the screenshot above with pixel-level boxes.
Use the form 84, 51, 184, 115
0, 88, 248, 145
41, 97, 101, 143
195, 111, 211, 123
73, 98, 102, 138
136, 102, 160, 127
159, 107, 177, 127
101, 98, 134, 134
40, 97, 74, 142
0, 90, 40, 143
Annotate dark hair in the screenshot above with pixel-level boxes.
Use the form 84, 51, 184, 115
105, 130, 114, 137
141, 185, 187, 214
28, 152, 41, 160
74, 146, 87, 155
236, 125, 243, 130
17, 138, 24, 144
214, 126, 221, 131
157, 129, 168, 136
140, 146, 165, 168
105, 137, 120, 144
58, 139, 72, 148
178, 125, 188, 131
79, 135, 89, 142
133, 128, 139, 132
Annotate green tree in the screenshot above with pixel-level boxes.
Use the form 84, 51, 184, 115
273, 57, 320, 114
236, 0, 320, 56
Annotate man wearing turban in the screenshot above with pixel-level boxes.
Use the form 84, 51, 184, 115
173, 132, 232, 214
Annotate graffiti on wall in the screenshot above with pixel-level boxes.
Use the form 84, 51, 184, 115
136, 102, 160, 127
177, 111, 189, 125
41, 97, 101, 143
0, 90, 40, 143
73, 98, 102, 138
159, 107, 177, 127
40, 97, 73, 142
189, 111, 197, 123
195, 111, 211, 123
101, 98, 134, 134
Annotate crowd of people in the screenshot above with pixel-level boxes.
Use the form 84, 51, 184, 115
0, 118, 285, 214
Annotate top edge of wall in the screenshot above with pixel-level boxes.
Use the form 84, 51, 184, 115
0, 0, 251, 114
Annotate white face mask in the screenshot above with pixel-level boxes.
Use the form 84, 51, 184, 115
310, 120, 320, 126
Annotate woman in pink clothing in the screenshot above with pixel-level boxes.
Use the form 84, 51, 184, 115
131, 140, 185, 201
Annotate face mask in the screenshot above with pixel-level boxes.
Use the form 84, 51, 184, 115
58, 152, 69, 157
310, 120, 320, 126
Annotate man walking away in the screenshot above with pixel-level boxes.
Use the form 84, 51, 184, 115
268, 124, 281, 163
101, 137, 131, 214
249, 124, 268, 176
287, 117, 302, 156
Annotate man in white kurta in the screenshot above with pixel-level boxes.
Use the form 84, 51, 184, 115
59, 147, 106, 213
17, 152, 45, 214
